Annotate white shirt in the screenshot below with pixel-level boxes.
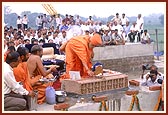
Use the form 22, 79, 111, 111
4, 62, 29, 95
17, 18, 22, 25
111, 17, 121, 25
111, 25, 123, 35
59, 35, 68, 44
56, 17, 62, 25
36, 17, 42, 26
130, 25, 138, 32
121, 17, 129, 25
22, 17, 29, 25
136, 17, 144, 32
141, 33, 150, 40
141, 72, 164, 87
48, 35, 61, 44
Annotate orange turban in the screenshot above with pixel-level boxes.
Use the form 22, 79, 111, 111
90, 33, 102, 46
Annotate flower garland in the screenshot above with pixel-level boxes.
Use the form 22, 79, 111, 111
128, 89, 163, 111
128, 94, 142, 111
99, 100, 109, 111
153, 90, 162, 111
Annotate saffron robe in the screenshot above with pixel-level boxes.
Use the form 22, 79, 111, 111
64, 35, 93, 79
13, 62, 33, 91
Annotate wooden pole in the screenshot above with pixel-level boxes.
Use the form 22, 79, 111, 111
155, 29, 159, 60
42, 4, 52, 15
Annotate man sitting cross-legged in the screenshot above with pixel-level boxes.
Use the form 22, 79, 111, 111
27, 45, 57, 104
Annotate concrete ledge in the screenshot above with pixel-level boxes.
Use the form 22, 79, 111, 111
93, 56, 154, 72
92, 43, 155, 72
93, 43, 154, 60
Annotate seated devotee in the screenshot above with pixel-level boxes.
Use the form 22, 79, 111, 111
60, 32, 102, 79
141, 29, 151, 44
4, 46, 16, 61
4, 51, 35, 111
27, 45, 57, 104
128, 22, 138, 43
111, 29, 125, 45
102, 28, 112, 45
13, 47, 32, 91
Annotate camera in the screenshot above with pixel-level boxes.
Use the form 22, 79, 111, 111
142, 64, 150, 70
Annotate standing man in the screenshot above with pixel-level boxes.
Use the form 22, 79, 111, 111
56, 14, 62, 29
36, 15, 42, 30
121, 13, 129, 27
16, 16, 22, 30
111, 13, 121, 25
42, 14, 48, 29
22, 14, 29, 30
4, 51, 34, 111
136, 14, 144, 42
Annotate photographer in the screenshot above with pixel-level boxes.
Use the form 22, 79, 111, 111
141, 64, 164, 80
141, 69, 163, 87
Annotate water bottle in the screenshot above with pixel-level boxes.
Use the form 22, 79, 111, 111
45, 86, 56, 104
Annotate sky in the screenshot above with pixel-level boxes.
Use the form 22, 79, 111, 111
3, 2, 166, 18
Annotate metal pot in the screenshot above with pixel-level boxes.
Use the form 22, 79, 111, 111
55, 91, 67, 103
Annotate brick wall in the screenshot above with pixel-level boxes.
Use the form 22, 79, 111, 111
92, 55, 154, 73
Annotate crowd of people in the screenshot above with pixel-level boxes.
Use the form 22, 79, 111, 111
3, 13, 158, 111
4, 13, 152, 54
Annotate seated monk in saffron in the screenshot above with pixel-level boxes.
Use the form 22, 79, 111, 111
27, 45, 57, 104
13, 47, 32, 92
60, 32, 102, 79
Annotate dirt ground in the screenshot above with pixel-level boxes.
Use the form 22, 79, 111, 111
125, 68, 164, 80
126, 56, 165, 80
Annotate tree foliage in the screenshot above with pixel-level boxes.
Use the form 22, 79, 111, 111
4, 10, 164, 29
4, 13, 18, 27
159, 15, 164, 25
4, 6, 11, 14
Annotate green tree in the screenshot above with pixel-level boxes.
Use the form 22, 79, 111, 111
4, 6, 11, 14
107, 15, 114, 22
4, 13, 18, 28
159, 15, 164, 25
21, 11, 31, 17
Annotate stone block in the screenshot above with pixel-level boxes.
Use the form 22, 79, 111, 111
61, 72, 128, 94
149, 86, 161, 91
129, 80, 140, 86
54, 103, 69, 110
125, 90, 139, 95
